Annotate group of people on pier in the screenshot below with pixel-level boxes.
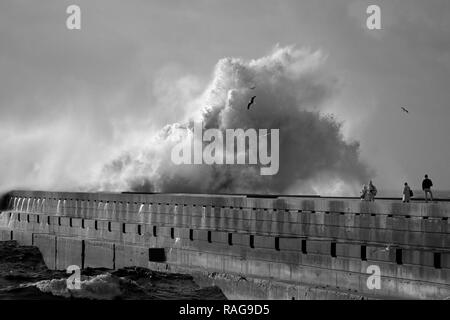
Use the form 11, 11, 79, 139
360, 174, 434, 203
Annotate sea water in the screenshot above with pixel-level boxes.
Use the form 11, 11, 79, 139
0, 241, 226, 300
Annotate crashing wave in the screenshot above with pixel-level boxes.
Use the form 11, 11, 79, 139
35, 273, 125, 300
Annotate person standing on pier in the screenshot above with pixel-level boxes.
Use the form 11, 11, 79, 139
360, 184, 369, 200
403, 182, 412, 203
368, 180, 377, 202
422, 174, 434, 203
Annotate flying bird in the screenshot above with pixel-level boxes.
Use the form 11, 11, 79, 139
401, 107, 409, 114
249, 85, 256, 90
247, 95, 256, 109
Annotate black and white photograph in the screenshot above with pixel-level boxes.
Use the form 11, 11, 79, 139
0, 0, 449, 311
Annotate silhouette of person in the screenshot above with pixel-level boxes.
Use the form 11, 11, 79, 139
403, 182, 412, 203
368, 180, 377, 202
422, 174, 433, 203
360, 184, 369, 201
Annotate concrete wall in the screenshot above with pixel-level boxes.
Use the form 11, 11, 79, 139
0, 190, 449, 300
5, 190, 450, 218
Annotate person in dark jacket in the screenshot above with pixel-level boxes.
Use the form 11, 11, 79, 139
422, 174, 433, 203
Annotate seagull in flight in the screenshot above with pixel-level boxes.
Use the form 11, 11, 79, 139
401, 107, 409, 114
247, 96, 256, 110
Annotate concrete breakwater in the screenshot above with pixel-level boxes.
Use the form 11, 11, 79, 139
0, 190, 449, 299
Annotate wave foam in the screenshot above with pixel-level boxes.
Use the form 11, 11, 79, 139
35, 273, 123, 300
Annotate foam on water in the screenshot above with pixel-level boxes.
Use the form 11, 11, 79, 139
35, 273, 123, 300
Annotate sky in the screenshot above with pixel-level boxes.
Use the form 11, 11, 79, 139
0, 0, 449, 196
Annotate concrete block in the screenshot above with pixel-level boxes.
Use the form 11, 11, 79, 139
158, 226, 172, 238
254, 235, 274, 249
223, 255, 244, 274
371, 229, 392, 244
33, 234, 57, 269
281, 221, 297, 235
391, 229, 408, 245
109, 221, 121, 232
206, 252, 224, 272
291, 263, 336, 288
406, 218, 422, 232
196, 229, 210, 242
403, 249, 434, 267
56, 237, 83, 270
60, 217, 71, 227
442, 253, 450, 269
423, 232, 445, 248
70, 218, 83, 228
115, 244, 148, 269
103, 230, 122, 242
124, 233, 145, 245
231, 233, 249, 246
84, 219, 96, 229
189, 249, 208, 269
366, 245, 393, 263
307, 240, 331, 255
279, 238, 302, 251
302, 254, 333, 269
278, 251, 301, 265
211, 231, 228, 244
143, 224, 156, 236
28, 214, 38, 223
124, 223, 138, 233
422, 218, 445, 233
85, 240, 115, 269
247, 259, 271, 278
96, 220, 109, 231
0, 229, 12, 241
336, 243, 361, 258
50, 216, 61, 227
174, 227, 190, 239
12, 230, 33, 246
